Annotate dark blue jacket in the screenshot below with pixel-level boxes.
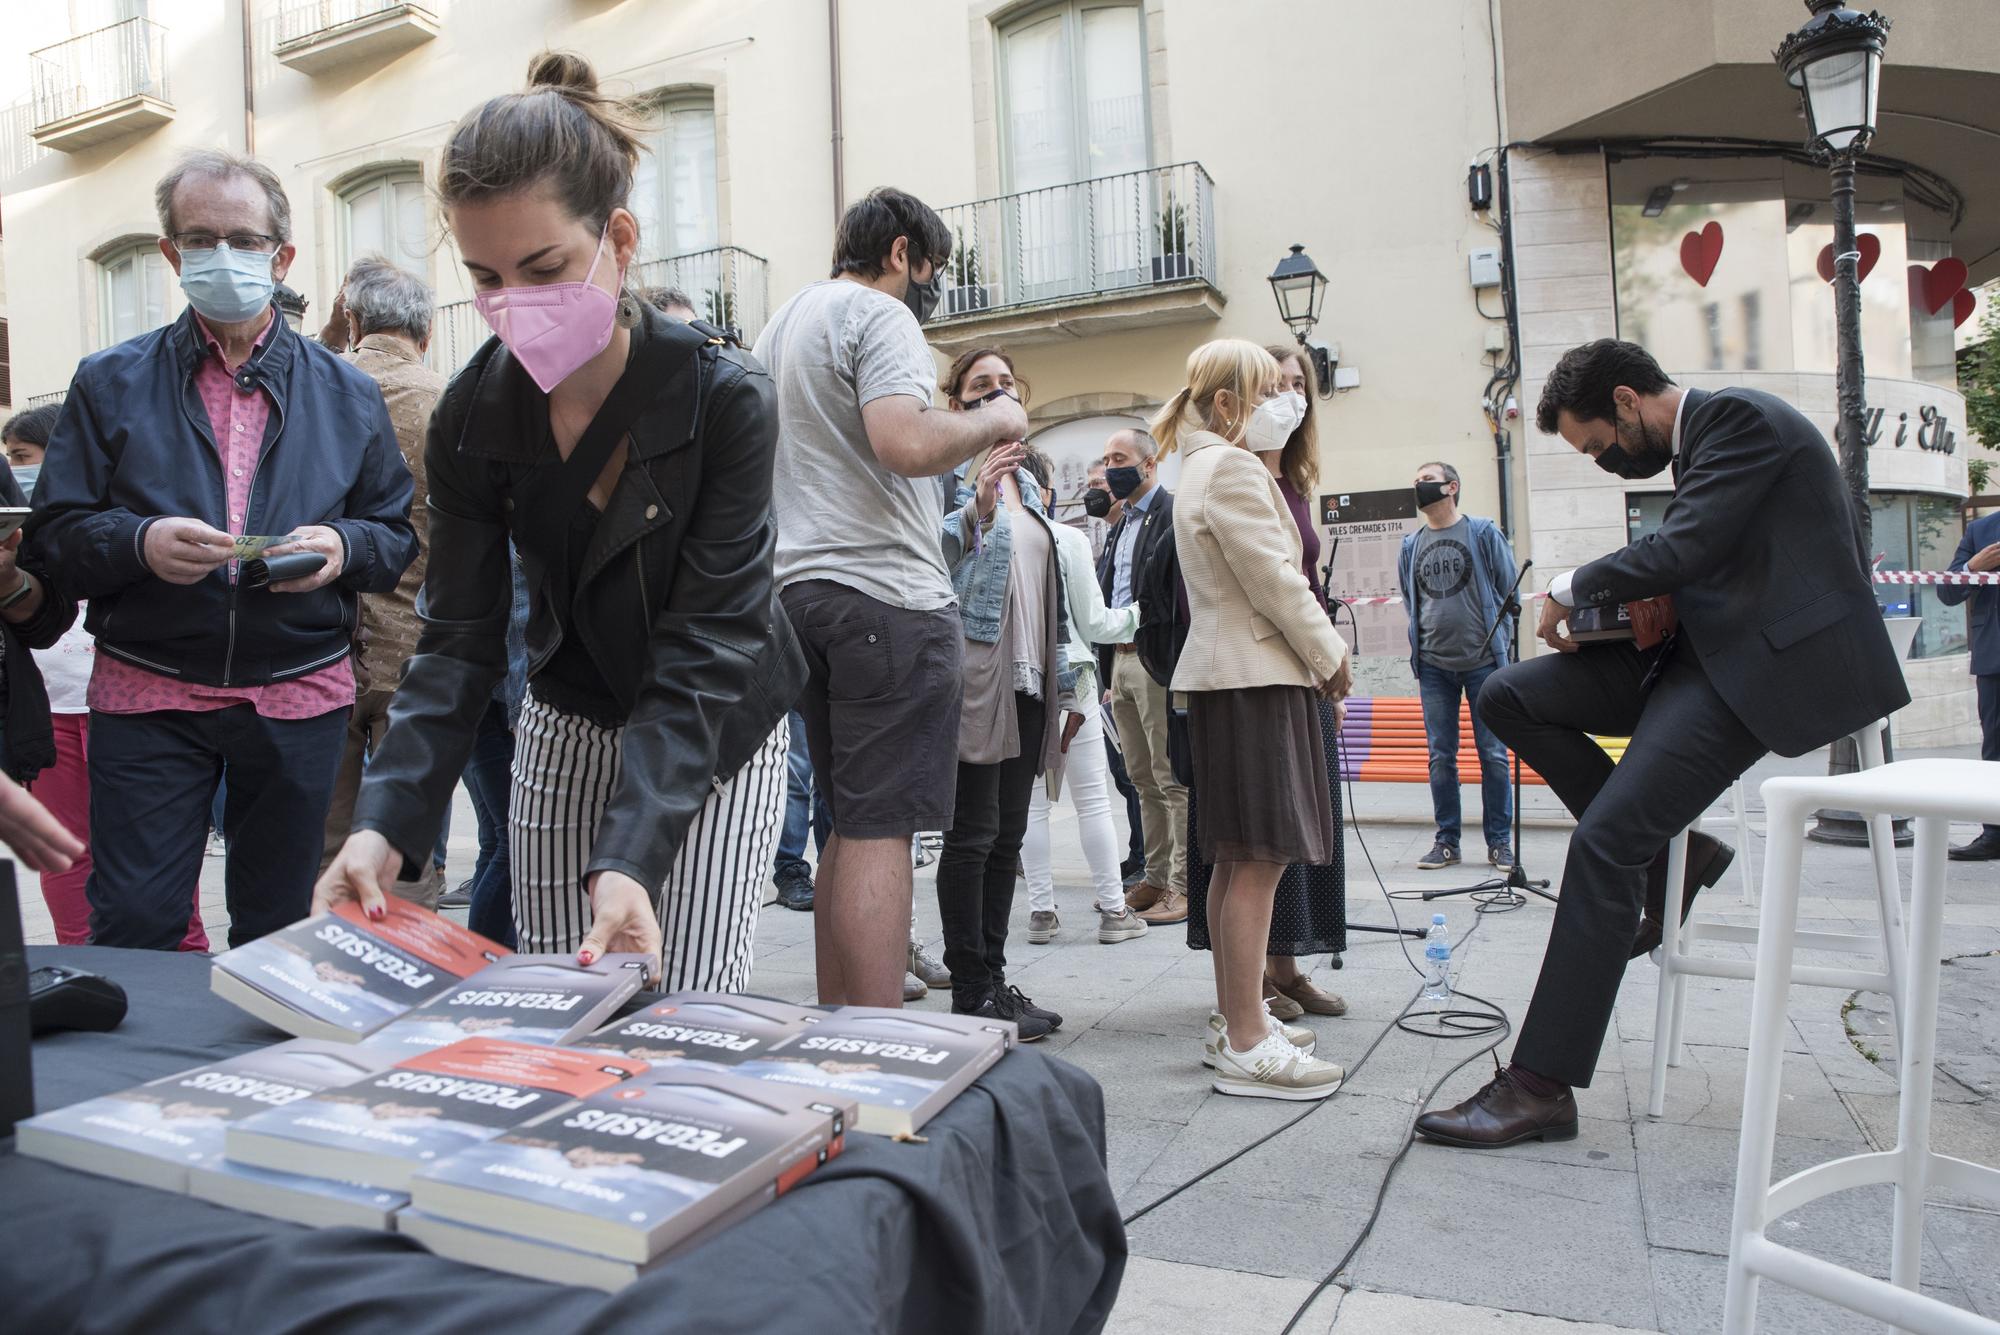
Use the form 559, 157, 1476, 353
1938, 511, 2000, 677
26, 306, 417, 687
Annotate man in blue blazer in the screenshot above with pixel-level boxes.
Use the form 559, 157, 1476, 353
1937, 510, 2000, 859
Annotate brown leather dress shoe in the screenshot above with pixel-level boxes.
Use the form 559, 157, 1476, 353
1138, 888, 1188, 924
1268, 973, 1348, 1016
1631, 833, 1737, 959
1414, 1069, 1578, 1148
1125, 882, 1165, 913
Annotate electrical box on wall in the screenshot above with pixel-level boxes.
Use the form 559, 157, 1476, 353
1468, 248, 1501, 289
1331, 367, 1360, 390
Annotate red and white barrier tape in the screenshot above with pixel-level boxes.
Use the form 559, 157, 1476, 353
1330, 569, 2000, 608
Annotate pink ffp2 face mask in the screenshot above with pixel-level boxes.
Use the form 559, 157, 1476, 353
472, 228, 622, 393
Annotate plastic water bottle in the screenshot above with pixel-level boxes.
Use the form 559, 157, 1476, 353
1423, 913, 1453, 1008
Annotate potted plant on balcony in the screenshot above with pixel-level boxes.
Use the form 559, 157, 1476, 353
1152, 194, 1192, 283
703, 285, 740, 341
946, 230, 990, 316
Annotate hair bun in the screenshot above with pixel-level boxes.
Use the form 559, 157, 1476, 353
526, 50, 598, 96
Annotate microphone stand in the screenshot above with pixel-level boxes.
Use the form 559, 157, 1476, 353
1422, 558, 1556, 906
1319, 544, 1425, 942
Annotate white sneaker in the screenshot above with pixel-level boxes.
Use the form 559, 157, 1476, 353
1211, 1029, 1345, 1101
1097, 907, 1149, 944
1201, 1007, 1315, 1069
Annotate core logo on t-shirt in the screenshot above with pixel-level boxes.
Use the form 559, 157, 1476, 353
1415, 538, 1473, 600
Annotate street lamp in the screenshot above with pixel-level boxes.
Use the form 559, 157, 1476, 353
1268, 244, 1334, 398
1776, 0, 1889, 555
1777, 0, 1898, 847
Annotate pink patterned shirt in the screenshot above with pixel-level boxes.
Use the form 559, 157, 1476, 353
89, 312, 355, 719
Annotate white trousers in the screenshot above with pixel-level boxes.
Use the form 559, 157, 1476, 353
510, 696, 788, 991
1023, 708, 1126, 915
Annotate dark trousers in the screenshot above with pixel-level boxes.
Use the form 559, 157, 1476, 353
1106, 734, 1144, 866
461, 697, 518, 949
1979, 675, 2000, 839
1478, 640, 1765, 1088
937, 693, 1046, 1010
87, 705, 350, 951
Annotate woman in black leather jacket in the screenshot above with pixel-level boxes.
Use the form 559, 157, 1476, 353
317, 53, 803, 986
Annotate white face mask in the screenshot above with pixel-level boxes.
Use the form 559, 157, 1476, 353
1246, 390, 1306, 454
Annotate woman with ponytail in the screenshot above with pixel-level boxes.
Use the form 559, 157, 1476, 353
1164, 338, 1352, 1101
1182, 348, 1350, 1019
317, 53, 803, 989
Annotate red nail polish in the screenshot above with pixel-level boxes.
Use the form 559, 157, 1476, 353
578, 950, 595, 965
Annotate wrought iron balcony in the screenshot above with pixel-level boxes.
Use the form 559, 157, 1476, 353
429, 246, 770, 373
928, 161, 1221, 346
276, 1, 440, 77
30, 19, 174, 153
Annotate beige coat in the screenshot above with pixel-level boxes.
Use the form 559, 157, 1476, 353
1171, 431, 1347, 692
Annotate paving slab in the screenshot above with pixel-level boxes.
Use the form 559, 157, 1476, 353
1648, 1243, 1973, 1334
1101, 1256, 1335, 1335
1333, 1288, 1661, 1333
1353, 1150, 1659, 1330
1620, 1039, 1869, 1144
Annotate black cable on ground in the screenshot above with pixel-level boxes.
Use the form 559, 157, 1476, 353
1121, 603, 1520, 1331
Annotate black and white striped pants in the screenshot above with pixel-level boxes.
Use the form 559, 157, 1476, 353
508, 696, 788, 991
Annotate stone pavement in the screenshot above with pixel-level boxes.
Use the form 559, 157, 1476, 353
18, 744, 2000, 1333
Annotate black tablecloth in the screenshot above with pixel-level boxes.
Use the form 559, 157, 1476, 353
2, 947, 1125, 1335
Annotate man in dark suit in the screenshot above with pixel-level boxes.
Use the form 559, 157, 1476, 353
1937, 511, 2000, 859
1094, 428, 1187, 926
1416, 339, 1909, 1149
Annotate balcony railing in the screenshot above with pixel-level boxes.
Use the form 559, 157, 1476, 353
429, 246, 770, 373
276, 0, 440, 75
932, 162, 1217, 321
31, 19, 171, 137
25, 390, 68, 410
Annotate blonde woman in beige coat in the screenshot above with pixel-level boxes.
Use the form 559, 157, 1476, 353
1160, 338, 1352, 1101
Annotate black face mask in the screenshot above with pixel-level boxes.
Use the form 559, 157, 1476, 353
903, 268, 942, 325
959, 387, 1018, 411
1594, 428, 1672, 479
1082, 488, 1113, 519
1414, 479, 1452, 509
1105, 466, 1143, 499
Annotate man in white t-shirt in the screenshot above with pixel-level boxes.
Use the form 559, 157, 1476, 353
756, 188, 1028, 1009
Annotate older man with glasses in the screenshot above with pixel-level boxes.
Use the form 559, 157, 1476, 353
27, 148, 418, 951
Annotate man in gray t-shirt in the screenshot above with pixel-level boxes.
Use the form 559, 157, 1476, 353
755, 187, 1026, 1012
1396, 461, 1520, 872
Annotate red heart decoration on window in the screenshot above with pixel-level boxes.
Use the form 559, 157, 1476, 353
1679, 222, 1723, 287
1910, 257, 1969, 315
1954, 289, 1976, 329
1815, 233, 1881, 284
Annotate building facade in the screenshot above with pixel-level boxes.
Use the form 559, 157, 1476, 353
3, 0, 1995, 740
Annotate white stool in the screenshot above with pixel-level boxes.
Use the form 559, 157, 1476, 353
1723, 758, 2000, 1334
1648, 724, 1908, 1119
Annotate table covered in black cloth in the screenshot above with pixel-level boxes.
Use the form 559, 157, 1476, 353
2, 946, 1125, 1335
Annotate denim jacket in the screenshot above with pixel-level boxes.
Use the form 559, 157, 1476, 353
941, 467, 1078, 697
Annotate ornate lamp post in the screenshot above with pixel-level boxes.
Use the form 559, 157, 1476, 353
1777, 1, 1896, 846
1268, 244, 1334, 398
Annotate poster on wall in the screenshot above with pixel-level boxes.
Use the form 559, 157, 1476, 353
1318, 488, 1419, 659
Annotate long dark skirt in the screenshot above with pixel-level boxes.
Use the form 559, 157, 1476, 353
1185, 695, 1347, 957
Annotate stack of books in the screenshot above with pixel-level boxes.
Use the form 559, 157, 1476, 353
400, 1067, 857, 1290
208, 900, 510, 1042
19, 906, 1023, 1288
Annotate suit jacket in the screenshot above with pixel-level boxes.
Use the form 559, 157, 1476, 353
1094, 484, 1175, 687
1169, 431, 1346, 693
1570, 387, 1908, 757
1938, 510, 2000, 677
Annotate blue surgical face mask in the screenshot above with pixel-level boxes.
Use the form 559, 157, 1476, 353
177, 241, 278, 324
10, 465, 39, 500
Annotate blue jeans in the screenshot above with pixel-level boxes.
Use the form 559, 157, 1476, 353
775, 710, 815, 880
1418, 660, 1513, 850
461, 697, 517, 948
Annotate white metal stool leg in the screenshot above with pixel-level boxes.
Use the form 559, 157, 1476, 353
1731, 778, 1757, 907
1889, 814, 1947, 1304
1648, 824, 1695, 1119
1721, 789, 1808, 1333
